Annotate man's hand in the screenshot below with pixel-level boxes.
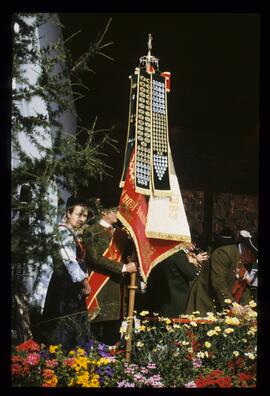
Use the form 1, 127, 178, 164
81, 278, 91, 296
196, 252, 209, 264
123, 262, 137, 273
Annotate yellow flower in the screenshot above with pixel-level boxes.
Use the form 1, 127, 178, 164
97, 357, 110, 366
207, 330, 217, 337
49, 345, 59, 353
224, 327, 234, 334
249, 300, 257, 308
140, 310, 149, 316
206, 312, 217, 321
138, 325, 146, 332
233, 351, 239, 357
205, 341, 211, 348
224, 298, 232, 304
225, 316, 239, 325
190, 321, 197, 327
248, 310, 257, 318
76, 348, 86, 356
214, 326, 221, 332
165, 318, 171, 325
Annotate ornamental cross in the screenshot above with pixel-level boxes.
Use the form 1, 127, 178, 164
148, 33, 152, 56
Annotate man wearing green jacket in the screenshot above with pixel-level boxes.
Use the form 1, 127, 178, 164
185, 232, 258, 315
82, 199, 137, 346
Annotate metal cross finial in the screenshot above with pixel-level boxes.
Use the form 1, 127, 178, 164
147, 34, 152, 56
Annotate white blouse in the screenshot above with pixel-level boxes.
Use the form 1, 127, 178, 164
58, 224, 87, 283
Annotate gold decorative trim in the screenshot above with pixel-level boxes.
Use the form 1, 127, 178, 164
117, 211, 191, 283
150, 189, 172, 197
119, 75, 135, 188
135, 186, 152, 196
117, 211, 147, 282
145, 230, 191, 242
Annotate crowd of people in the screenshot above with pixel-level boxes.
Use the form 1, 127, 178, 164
26, 196, 258, 351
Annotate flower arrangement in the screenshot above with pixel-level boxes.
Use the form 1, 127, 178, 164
11, 300, 257, 387
128, 300, 257, 387
11, 338, 117, 387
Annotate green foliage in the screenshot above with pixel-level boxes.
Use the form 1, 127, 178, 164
11, 13, 117, 305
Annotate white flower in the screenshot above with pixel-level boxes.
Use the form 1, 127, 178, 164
233, 351, 239, 357
245, 352, 256, 360
182, 341, 190, 346
196, 352, 205, 358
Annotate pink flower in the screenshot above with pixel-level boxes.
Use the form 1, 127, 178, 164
45, 359, 58, 368
192, 358, 202, 368
185, 381, 197, 388
24, 352, 40, 366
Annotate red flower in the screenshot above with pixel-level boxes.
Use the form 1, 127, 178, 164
235, 357, 244, 368
15, 339, 40, 352
63, 357, 75, 366
42, 369, 54, 379
12, 355, 23, 363
195, 370, 232, 388
191, 339, 200, 352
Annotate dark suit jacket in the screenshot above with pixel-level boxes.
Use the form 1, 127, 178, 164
82, 223, 125, 322
146, 250, 197, 317
185, 244, 251, 315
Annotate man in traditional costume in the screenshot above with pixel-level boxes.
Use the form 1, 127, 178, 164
82, 199, 137, 346
185, 232, 258, 315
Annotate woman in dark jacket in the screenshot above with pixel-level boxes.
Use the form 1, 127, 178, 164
38, 197, 91, 351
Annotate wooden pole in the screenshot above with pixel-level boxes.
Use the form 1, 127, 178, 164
125, 272, 137, 361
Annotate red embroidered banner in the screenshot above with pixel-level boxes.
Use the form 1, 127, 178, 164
118, 151, 183, 282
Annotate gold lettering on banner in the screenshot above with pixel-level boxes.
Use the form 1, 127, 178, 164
136, 206, 147, 225
121, 192, 138, 212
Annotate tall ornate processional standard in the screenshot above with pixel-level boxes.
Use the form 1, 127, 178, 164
118, 35, 191, 282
